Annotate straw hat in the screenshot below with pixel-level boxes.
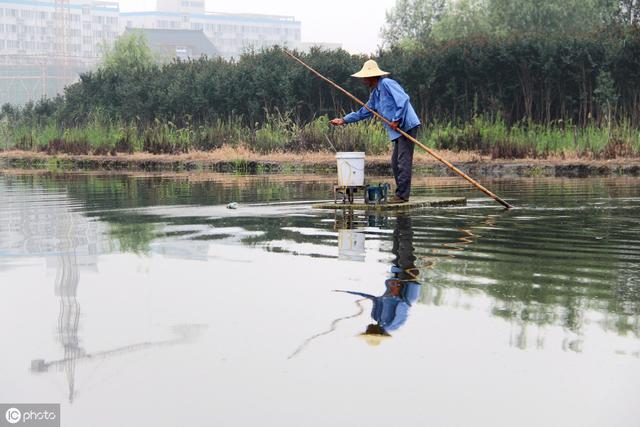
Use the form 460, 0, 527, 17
359, 324, 391, 346
351, 59, 390, 78
360, 334, 391, 346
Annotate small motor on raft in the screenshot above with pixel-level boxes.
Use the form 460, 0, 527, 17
333, 182, 391, 205
365, 183, 391, 204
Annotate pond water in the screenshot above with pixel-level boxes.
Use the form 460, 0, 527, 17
1, 171, 639, 427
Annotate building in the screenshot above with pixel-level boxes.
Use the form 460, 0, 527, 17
0, 0, 339, 105
0, 0, 120, 105
124, 28, 218, 60
157, 0, 205, 15
121, 3, 302, 59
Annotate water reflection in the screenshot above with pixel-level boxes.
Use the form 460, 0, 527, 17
0, 176, 206, 404
4, 171, 640, 427
2, 171, 639, 356
22, 216, 82, 403
337, 215, 422, 345
50, 227, 82, 404
335, 213, 366, 262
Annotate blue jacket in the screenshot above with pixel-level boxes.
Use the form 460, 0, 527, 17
338, 281, 421, 332
343, 77, 421, 141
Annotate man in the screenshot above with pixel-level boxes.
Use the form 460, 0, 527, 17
335, 215, 421, 346
330, 59, 421, 204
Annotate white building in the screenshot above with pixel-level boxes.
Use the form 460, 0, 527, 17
0, 0, 120, 104
0, 0, 120, 59
0, 0, 339, 105
121, 1, 302, 59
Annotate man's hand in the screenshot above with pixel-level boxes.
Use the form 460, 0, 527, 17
330, 118, 346, 126
389, 121, 400, 131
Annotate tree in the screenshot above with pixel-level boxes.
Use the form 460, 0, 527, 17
381, 0, 447, 46
382, 0, 632, 44
487, 0, 615, 36
56, 33, 161, 123
100, 32, 157, 75
611, 0, 640, 25
432, 0, 492, 40
595, 69, 618, 129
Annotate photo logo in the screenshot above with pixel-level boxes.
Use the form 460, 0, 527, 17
4, 408, 21, 424
0, 404, 59, 427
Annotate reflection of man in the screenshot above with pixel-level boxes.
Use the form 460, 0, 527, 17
337, 215, 420, 345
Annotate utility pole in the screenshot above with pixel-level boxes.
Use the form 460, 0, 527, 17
54, 0, 72, 95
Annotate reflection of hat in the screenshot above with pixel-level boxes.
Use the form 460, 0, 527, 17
351, 60, 391, 78
359, 324, 391, 346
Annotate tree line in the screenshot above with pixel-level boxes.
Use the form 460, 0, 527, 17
383, 0, 640, 44
1, 0, 640, 131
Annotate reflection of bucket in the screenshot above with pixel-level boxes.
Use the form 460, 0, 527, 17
338, 229, 365, 262
336, 152, 365, 187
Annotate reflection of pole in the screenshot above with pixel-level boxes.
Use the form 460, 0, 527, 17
55, 208, 82, 404
32, 326, 207, 369
288, 299, 366, 359
21, 183, 206, 404
34, 246, 205, 403
29, 207, 83, 404
55, 251, 81, 403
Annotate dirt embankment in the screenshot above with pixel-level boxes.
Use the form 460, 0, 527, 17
1, 148, 639, 177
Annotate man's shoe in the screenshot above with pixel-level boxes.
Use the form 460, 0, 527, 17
388, 196, 408, 204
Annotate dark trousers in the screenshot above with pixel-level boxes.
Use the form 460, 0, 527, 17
393, 214, 416, 277
391, 126, 418, 200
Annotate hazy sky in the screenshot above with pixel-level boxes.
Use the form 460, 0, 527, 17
118, 0, 397, 54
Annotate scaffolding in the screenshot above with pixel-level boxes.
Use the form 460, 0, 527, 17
54, 0, 72, 91
0, 0, 98, 105
0, 54, 92, 105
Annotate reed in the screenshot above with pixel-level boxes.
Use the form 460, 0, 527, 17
2, 112, 638, 159
421, 116, 640, 159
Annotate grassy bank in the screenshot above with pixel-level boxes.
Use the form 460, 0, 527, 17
2, 148, 639, 178
2, 113, 639, 160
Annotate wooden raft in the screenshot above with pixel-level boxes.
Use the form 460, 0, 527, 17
312, 197, 467, 211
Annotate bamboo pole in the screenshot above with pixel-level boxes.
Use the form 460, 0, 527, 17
284, 49, 513, 210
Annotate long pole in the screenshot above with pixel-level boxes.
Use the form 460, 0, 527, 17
284, 50, 513, 210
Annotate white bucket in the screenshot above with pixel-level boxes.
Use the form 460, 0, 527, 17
336, 152, 365, 187
338, 229, 365, 262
